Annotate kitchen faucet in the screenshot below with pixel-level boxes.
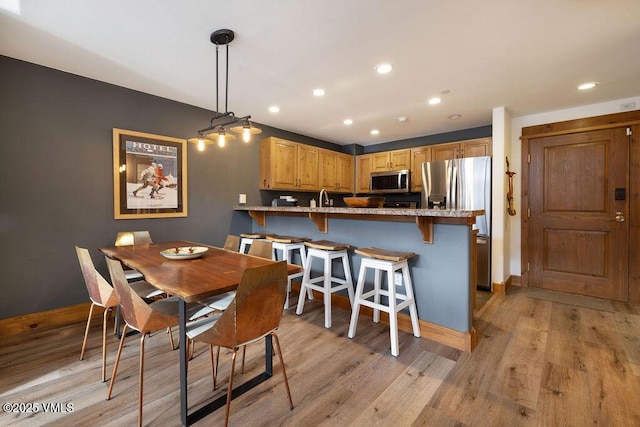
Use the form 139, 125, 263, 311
319, 188, 329, 207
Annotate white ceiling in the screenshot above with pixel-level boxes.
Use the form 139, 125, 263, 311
2, 1, 639, 146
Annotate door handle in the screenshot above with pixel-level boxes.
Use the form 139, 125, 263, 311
609, 211, 625, 222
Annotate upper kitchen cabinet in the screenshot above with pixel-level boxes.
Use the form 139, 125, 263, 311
371, 149, 411, 172
319, 149, 354, 193
260, 137, 319, 191
431, 138, 492, 161
461, 137, 492, 158
410, 146, 431, 192
356, 154, 372, 193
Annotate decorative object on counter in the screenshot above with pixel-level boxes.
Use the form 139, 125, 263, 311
348, 247, 421, 357
506, 156, 516, 216
187, 29, 261, 151
343, 196, 385, 208
296, 240, 354, 328
267, 235, 313, 309
310, 199, 316, 208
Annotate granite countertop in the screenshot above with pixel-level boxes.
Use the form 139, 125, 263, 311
235, 205, 483, 218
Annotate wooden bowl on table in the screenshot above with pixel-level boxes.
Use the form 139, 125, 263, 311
343, 197, 385, 208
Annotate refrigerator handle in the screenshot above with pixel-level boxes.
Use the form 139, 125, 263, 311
449, 162, 457, 209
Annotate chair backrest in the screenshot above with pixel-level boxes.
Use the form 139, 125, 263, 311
115, 231, 153, 246
105, 257, 154, 330
247, 240, 272, 259
223, 234, 240, 251
195, 261, 288, 349
76, 246, 117, 307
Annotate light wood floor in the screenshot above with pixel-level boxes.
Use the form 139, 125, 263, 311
1, 287, 640, 426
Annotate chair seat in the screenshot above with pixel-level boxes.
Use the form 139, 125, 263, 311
186, 315, 221, 338
240, 233, 272, 239
304, 240, 351, 251
124, 269, 144, 281
129, 280, 165, 299
354, 247, 415, 262
199, 292, 236, 311
267, 235, 309, 244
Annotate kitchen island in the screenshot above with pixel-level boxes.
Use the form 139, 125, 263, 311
233, 206, 484, 352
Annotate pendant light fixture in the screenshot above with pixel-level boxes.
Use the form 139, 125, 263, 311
187, 29, 261, 151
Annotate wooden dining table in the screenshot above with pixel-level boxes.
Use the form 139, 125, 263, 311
100, 240, 301, 426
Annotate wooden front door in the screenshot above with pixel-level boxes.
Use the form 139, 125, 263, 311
529, 128, 629, 301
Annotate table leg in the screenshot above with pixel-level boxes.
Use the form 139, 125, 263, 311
184, 333, 274, 425
265, 334, 273, 376
179, 299, 187, 426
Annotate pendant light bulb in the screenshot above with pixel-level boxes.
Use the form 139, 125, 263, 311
242, 126, 251, 143
197, 138, 205, 151
218, 129, 226, 147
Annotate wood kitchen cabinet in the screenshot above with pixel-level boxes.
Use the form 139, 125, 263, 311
410, 146, 431, 192
371, 149, 411, 172
356, 154, 372, 193
431, 137, 492, 161
260, 137, 319, 191
319, 149, 354, 193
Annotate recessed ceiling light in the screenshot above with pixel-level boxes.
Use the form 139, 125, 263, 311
370, 129, 380, 135
268, 106, 280, 113
448, 114, 462, 119
428, 97, 441, 105
313, 88, 325, 96
397, 116, 408, 123
375, 63, 393, 74
343, 119, 353, 125
578, 82, 598, 90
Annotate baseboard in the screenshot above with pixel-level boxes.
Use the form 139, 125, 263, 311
0, 302, 98, 339
5, 288, 478, 353
292, 283, 477, 353
493, 275, 522, 295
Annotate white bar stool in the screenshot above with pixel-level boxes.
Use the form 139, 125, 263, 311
239, 233, 271, 254
348, 247, 421, 357
266, 235, 312, 309
296, 240, 354, 328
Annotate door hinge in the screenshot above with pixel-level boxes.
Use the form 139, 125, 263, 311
527, 262, 530, 272
527, 208, 531, 218
627, 127, 632, 136
527, 153, 531, 163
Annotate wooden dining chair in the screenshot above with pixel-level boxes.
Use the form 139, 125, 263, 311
199, 240, 273, 312
77, 246, 167, 382
246, 239, 273, 259
223, 234, 240, 251
114, 231, 161, 293
186, 261, 293, 427
77, 246, 119, 383
105, 257, 182, 427
192, 240, 274, 366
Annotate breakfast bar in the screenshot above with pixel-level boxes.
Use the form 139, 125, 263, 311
234, 206, 484, 352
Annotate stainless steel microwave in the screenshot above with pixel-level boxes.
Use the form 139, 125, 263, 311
370, 169, 411, 193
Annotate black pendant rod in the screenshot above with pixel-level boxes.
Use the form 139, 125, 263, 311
225, 34, 229, 114
215, 44, 219, 115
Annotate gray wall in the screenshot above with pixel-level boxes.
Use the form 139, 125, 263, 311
0, 56, 339, 319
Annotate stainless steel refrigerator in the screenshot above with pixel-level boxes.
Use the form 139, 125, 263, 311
422, 156, 492, 290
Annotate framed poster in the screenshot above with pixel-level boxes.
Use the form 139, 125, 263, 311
113, 128, 188, 219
